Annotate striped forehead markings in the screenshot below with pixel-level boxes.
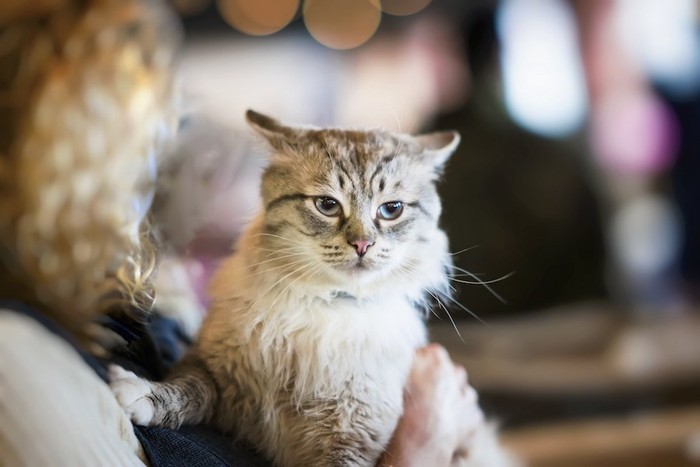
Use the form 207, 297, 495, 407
368, 163, 383, 191
407, 200, 430, 218
335, 160, 356, 191
266, 192, 309, 210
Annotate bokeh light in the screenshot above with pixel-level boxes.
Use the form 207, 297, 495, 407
611, 194, 682, 277
615, 0, 700, 97
303, 0, 381, 50
591, 93, 679, 175
217, 0, 299, 36
380, 0, 432, 16
497, 0, 588, 138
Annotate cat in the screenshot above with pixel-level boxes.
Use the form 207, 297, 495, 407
110, 110, 463, 466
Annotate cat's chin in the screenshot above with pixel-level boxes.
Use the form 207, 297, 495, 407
335, 258, 385, 278
347, 261, 373, 273
322, 260, 386, 287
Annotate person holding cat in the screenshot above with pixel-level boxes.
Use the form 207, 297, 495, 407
0, 0, 514, 465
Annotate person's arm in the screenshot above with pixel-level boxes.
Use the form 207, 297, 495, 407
380, 344, 518, 467
0, 312, 148, 466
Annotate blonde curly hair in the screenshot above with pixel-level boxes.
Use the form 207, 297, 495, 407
0, 0, 179, 338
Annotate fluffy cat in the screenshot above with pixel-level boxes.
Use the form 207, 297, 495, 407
111, 110, 464, 466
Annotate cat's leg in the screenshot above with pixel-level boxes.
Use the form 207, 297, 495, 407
109, 354, 218, 429
278, 399, 394, 467
289, 430, 385, 467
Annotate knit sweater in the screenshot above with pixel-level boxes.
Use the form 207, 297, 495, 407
0, 311, 147, 466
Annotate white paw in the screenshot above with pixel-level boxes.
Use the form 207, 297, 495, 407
108, 365, 156, 426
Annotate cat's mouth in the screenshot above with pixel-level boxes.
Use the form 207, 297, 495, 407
346, 257, 374, 273
328, 256, 380, 276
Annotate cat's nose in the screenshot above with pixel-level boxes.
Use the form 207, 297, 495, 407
349, 239, 375, 257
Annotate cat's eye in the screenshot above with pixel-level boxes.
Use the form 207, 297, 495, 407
315, 197, 341, 217
377, 201, 404, 220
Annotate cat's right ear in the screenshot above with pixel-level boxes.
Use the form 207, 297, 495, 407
413, 131, 461, 170
246, 110, 305, 153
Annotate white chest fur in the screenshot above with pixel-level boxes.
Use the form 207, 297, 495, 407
205, 260, 428, 402
201, 257, 429, 467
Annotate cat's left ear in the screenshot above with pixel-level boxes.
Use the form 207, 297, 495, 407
413, 131, 461, 170
246, 109, 307, 153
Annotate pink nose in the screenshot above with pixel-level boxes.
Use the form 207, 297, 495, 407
350, 239, 374, 257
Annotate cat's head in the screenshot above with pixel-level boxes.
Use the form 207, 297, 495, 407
247, 110, 458, 297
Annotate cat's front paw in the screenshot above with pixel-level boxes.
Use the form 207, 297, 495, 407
108, 365, 156, 426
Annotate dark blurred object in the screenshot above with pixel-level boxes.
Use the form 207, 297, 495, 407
0, 0, 67, 24
433, 8, 606, 317
668, 91, 700, 293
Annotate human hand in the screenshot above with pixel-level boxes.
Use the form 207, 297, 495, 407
382, 344, 484, 466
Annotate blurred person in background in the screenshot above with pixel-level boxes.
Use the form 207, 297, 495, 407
573, 0, 689, 312
432, 7, 607, 318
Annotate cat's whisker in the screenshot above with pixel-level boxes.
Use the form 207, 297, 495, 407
247, 261, 316, 311
427, 290, 465, 344
301, 264, 325, 294
447, 264, 486, 275
443, 294, 489, 327
449, 271, 515, 286
245, 257, 313, 278
396, 261, 487, 327
267, 262, 324, 311
254, 243, 308, 251
241, 252, 309, 272
393, 263, 443, 321
392, 262, 415, 283
256, 248, 308, 259
393, 258, 418, 277
253, 232, 308, 246
448, 264, 508, 304
252, 232, 296, 241
390, 120, 405, 159
424, 292, 443, 321
254, 246, 307, 255
449, 245, 480, 256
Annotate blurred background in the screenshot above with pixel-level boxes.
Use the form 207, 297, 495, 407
159, 0, 700, 465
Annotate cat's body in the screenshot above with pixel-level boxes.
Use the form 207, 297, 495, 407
199, 213, 438, 465
111, 110, 460, 466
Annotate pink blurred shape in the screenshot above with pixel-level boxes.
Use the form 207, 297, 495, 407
591, 91, 679, 175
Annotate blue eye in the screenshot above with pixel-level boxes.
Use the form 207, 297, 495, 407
315, 197, 341, 217
377, 201, 403, 220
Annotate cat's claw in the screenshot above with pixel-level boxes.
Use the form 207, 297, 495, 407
108, 364, 156, 426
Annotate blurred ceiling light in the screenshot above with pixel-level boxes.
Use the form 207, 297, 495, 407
217, 0, 299, 36
615, 0, 700, 97
303, 0, 381, 50
380, 0, 432, 16
170, 0, 212, 16
497, 0, 588, 138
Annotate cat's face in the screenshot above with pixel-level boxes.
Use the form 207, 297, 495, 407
248, 110, 458, 291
